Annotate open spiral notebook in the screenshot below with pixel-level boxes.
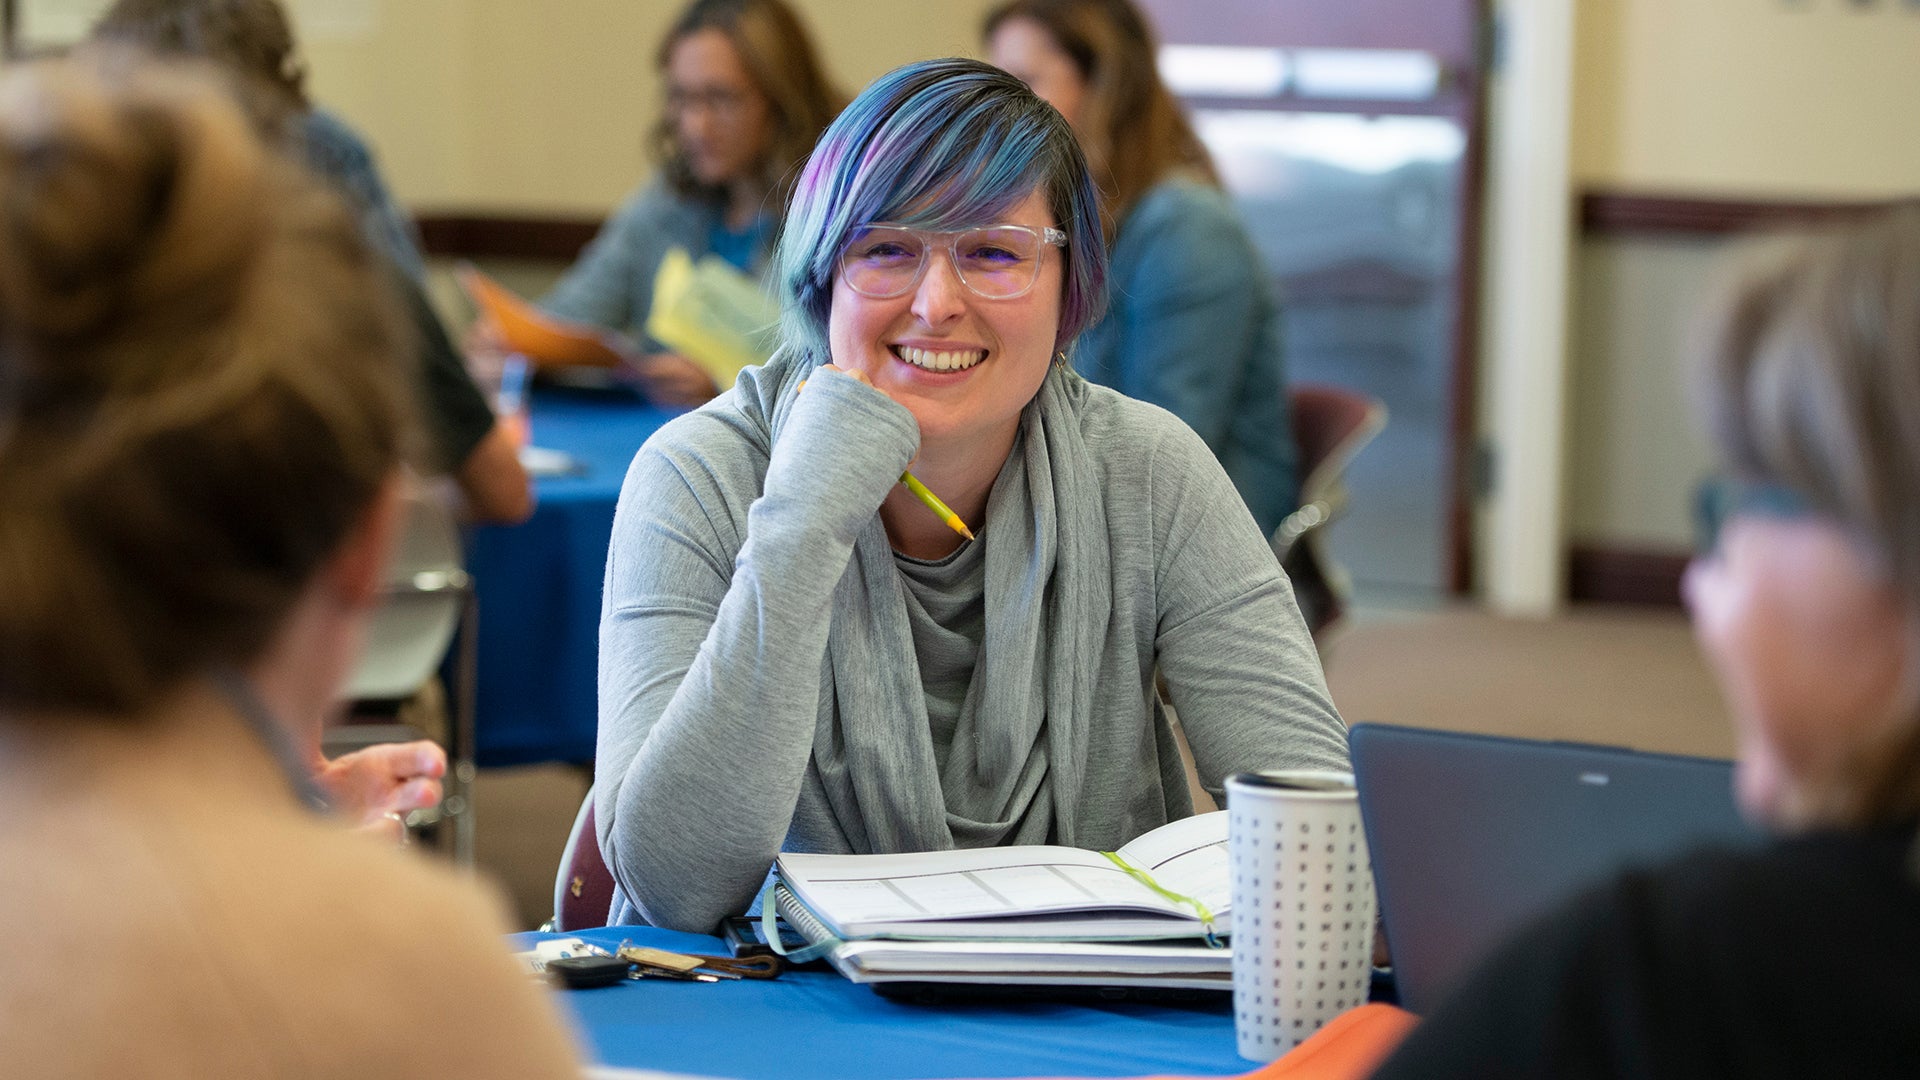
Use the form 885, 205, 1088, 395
768, 813, 1236, 990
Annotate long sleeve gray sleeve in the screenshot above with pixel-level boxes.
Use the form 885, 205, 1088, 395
595, 373, 918, 932
1143, 415, 1350, 791
541, 181, 708, 342
539, 197, 651, 336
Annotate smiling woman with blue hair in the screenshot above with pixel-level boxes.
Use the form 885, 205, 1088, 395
595, 58, 1347, 932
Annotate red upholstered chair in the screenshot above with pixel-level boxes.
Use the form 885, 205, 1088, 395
551, 786, 616, 932
1272, 384, 1388, 641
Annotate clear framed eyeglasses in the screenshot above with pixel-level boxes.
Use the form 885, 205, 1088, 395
839, 223, 1068, 300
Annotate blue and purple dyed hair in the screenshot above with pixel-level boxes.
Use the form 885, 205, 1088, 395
774, 57, 1107, 362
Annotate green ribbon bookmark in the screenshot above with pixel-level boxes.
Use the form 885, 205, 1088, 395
1100, 851, 1222, 947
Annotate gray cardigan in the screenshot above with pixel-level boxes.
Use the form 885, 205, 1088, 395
595, 354, 1348, 931
539, 176, 772, 349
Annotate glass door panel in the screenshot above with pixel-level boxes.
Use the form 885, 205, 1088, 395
1194, 110, 1466, 598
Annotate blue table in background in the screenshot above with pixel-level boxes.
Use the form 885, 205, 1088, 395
515, 927, 1247, 1079
469, 386, 676, 766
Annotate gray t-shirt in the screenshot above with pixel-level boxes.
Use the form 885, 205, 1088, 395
595, 353, 1349, 931
896, 539, 986, 775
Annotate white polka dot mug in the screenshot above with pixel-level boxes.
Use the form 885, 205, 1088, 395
1226, 770, 1376, 1063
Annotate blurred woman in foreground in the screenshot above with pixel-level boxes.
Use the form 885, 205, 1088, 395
1374, 207, 1920, 1076
0, 54, 577, 1077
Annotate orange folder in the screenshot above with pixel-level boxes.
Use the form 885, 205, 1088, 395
1239, 1004, 1418, 1080
457, 264, 637, 370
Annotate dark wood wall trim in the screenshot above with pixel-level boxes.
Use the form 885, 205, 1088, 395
1566, 544, 1689, 607
416, 193, 1906, 258
1579, 192, 1897, 237
1569, 191, 1906, 606
416, 213, 601, 262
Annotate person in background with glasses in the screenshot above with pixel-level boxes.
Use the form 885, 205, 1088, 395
594, 59, 1348, 932
0, 54, 579, 1077
1372, 206, 1920, 1077
532, 0, 843, 407
984, 0, 1295, 537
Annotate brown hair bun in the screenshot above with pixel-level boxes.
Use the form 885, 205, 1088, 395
0, 53, 269, 344
0, 52, 409, 716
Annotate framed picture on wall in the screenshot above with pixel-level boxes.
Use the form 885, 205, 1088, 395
4, 0, 115, 58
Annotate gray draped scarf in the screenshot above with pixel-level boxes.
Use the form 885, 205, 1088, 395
745, 350, 1113, 854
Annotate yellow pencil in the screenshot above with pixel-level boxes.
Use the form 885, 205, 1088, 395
900, 470, 976, 541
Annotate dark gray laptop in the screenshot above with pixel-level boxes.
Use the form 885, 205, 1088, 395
1349, 722, 1763, 1014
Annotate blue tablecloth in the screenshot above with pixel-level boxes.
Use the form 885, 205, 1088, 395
514, 927, 1249, 1079
469, 386, 676, 765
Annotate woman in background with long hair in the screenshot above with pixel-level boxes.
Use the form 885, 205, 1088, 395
985, 0, 1295, 535
538, 0, 844, 405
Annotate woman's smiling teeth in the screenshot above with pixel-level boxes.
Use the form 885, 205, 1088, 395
894, 344, 986, 373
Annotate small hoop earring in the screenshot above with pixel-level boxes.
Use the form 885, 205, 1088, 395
1052, 350, 1069, 369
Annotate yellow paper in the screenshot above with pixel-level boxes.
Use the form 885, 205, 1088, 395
645, 248, 782, 387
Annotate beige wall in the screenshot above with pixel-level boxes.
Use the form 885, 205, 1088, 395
300, 0, 472, 206
1564, 0, 1920, 556
294, 0, 1919, 566
1566, 235, 1721, 548
1571, 0, 1920, 197
300, 0, 1002, 216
